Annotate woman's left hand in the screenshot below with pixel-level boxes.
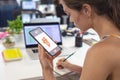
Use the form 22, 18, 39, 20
38, 44, 53, 69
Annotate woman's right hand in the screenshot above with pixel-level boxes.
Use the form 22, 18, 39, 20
56, 58, 73, 69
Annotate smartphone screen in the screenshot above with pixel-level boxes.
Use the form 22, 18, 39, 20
29, 27, 61, 56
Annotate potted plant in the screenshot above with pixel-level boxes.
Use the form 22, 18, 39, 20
3, 35, 15, 48
3, 16, 23, 48
7, 15, 23, 42
7, 15, 23, 34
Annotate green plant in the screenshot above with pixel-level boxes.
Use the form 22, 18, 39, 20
5, 36, 12, 43
3, 35, 15, 48
7, 15, 23, 34
4, 36, 13, 43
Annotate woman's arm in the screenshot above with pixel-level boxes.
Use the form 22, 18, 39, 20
42, 67, 56, 80
67, 63, 82, 75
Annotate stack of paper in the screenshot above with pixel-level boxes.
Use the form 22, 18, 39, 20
83, 38, 98, 46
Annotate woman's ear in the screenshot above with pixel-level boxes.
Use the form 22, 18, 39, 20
81, 4, 92, 17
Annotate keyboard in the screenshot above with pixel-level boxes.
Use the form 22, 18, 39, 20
31, 47, 80, 57
32, 49, 38, 53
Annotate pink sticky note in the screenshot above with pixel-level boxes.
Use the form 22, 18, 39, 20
0, 32, 8, 39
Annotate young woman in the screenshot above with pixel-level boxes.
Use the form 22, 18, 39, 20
38, 0, 120, 80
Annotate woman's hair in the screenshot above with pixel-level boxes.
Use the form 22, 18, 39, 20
53, 0, 59, 5
59, 0, 120, 30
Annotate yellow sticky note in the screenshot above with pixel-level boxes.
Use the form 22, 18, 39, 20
2, 48, 22, 62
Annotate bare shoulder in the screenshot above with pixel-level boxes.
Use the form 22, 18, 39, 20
86, 37, 120, 66
80, 38, 120, 80
87, 37, 120, 62
84, 40, 116, 69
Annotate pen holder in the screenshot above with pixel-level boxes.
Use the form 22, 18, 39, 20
75, 32, 83, 47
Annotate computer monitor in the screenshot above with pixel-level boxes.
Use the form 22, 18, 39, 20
21, 1, 37, 10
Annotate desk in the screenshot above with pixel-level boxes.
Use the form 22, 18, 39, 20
0, 26, 99, 80
0, 38, 43, 80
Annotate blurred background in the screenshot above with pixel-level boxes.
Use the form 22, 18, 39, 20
0, 0, 74, 29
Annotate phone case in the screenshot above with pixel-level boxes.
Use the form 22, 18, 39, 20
29, 27, 61, 57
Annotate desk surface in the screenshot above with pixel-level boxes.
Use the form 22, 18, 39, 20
0, 26, 99, 80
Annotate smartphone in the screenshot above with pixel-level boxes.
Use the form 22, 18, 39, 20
29, 27, 61, 57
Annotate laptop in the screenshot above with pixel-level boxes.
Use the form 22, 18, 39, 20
23, 22, 62, 60
23, 22, 80, 60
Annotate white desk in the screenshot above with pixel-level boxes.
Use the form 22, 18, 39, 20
0, 27, 99, 80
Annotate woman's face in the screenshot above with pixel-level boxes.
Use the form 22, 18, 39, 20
60, 0, 93, 31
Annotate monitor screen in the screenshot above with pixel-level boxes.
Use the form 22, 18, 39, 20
23, 23, 62, 48
21, 1, 36, 10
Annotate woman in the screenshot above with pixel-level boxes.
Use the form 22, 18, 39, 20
0, 0, 20, 27
38, 0, 120, 80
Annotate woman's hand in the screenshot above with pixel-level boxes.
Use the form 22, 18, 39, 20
38, 44, 53, 69
57, 58, 82, 75
56, 58, 73, 69
38, 45, 57, 80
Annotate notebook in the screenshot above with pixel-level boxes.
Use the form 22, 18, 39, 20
23, 22, 62, 60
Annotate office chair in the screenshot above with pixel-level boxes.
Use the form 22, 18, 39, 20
55, 4, 69, 24
55, 4, 75, 29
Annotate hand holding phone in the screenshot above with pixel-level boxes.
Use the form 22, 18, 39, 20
29, 27, 61, 57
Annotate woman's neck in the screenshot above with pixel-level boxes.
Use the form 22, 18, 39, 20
92, 15, 120, 39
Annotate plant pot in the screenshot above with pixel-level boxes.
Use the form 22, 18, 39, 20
2, 35, 15, 48
3, 42, 15, 48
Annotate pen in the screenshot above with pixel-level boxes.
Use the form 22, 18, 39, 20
63, 51, 76, 62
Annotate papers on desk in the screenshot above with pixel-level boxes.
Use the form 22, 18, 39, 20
83, 38, 98, 46
2, 48, 23, 62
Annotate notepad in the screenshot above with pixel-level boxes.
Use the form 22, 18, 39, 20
2, 48, 23, 62
54, 66, 71, 76
53, 58, 71, 76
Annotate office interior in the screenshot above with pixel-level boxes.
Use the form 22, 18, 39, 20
0, 0, 100, 80
0, 0, 72, 28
